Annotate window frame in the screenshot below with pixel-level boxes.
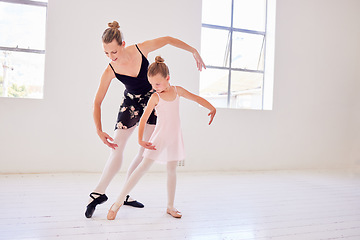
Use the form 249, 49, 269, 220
0, 0, 47, 98
201, 0, 268, 109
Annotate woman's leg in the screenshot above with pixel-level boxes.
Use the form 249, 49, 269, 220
85, 127, 136, 218
92, 126, 136, 195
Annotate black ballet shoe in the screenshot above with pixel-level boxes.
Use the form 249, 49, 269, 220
123, 195, 144, 208
85, 192, 108, 218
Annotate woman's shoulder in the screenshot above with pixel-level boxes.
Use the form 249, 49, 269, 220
135, 42, 152, 57
103, 64, 116, 78
126, 44, 147, 59
124, 44, 138, 53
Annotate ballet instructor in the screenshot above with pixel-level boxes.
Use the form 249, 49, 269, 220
85, 21, 206, 218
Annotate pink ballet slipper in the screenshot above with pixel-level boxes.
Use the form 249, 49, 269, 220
107, 203, 121, 220
166, 208, 182, 218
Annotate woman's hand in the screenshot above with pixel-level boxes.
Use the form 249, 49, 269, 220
208, 108, 216, 125
139, 140, 156, 150
97, 131, 118, 149
193, 50, 206, 71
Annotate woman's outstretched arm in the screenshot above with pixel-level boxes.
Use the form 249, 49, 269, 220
138, 36, 206, 71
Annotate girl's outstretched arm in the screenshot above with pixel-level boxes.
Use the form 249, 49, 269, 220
176, 86, 216, 125
138, 37, 206, 71
138, 94, 159, 150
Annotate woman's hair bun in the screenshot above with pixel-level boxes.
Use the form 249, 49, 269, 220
155, 56, 165, 64
108, 21, 120, 29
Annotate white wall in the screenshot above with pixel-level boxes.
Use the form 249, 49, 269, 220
0, 0, 359, 173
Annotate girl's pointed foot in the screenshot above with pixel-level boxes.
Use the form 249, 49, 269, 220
166, 208, 182, 218
107, 203, 121, 220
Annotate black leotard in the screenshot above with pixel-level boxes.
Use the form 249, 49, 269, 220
109, 44, 152, 94
108, 44, 156, 130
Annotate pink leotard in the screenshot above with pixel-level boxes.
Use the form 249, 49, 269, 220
143, 86, 185, 163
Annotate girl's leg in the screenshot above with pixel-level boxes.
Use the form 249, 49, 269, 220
126, 124, 156, 180
166, 161, 178, 210
108, 158, 154, 215
123, 124, 155, 202
166, 161, 182, 218
92, 126, 136, 196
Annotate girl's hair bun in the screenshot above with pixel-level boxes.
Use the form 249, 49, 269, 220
148, 56, 169, 77
155, 56, 165, 64
108, 21, 120, 29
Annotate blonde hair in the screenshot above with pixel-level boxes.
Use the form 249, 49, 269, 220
148, 56, 170, 78
102, 21, 123, 46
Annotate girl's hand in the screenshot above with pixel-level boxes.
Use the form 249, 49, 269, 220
193, 50, 206, 71
139, 140, 157, 150
208, 108, 216, 125
98, 131, 118, 149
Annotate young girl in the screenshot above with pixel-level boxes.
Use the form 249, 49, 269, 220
107, 56, 216, 220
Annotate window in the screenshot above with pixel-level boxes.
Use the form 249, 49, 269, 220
200, 0, 275, 110
0, 0, 47, 99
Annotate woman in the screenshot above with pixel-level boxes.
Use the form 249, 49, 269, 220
85, 21, 205, 218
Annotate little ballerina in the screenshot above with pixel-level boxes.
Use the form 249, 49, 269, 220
107, 56, 216, 220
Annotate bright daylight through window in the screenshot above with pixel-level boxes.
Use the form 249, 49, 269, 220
200, 0, 275, 110
0, 0, 47, 99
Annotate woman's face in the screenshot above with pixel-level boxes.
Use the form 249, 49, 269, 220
103, 39, 124, 62
148, 74, 170, 92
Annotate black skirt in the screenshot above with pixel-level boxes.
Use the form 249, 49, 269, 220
115, 89, 157, 130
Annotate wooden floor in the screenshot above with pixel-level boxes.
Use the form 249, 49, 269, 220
1, 170, 360, 240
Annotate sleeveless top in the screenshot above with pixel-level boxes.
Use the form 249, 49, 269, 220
143, 86, 185, 163
109, 44, 152, 94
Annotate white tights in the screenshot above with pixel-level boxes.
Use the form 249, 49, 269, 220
113, 158, 178, 210
92, 124, 155, 195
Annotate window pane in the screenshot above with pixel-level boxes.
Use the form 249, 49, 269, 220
201, 27, 230, 68
202, 0, 232, 27
230, 71, 263, 109
0, 2, 46, 50
0, 51, 45, 98
200, 68, 229, 108
233, 0, 266, 31
232, 32, 265, 70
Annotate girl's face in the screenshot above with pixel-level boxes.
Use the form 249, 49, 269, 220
148, 74, 170, 92
103, 39, 125, 62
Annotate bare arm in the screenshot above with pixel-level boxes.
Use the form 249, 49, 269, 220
93, 66, 118, 149
138, 36, 206, 71
177, 86, 216, 125
138, 94, 158, 150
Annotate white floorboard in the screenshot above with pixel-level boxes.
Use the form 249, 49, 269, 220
0, 170, 360, 240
